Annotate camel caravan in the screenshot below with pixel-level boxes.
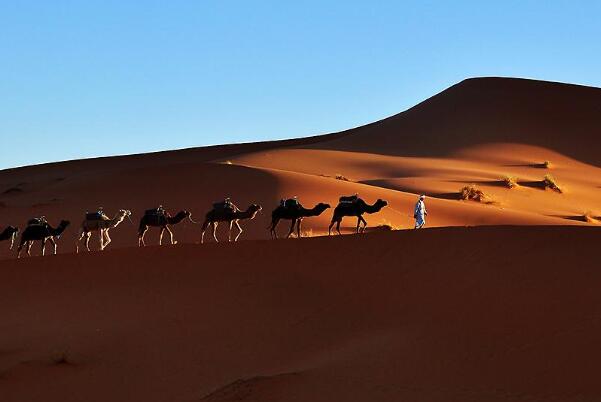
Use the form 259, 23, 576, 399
4, 193, 389, 258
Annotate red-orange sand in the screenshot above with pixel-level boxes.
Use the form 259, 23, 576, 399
1, 77, 601, 401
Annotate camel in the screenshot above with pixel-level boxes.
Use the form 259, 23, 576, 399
269, 202, 330, 239
0, 226, 19, 250
17, 220, 70, 258
201, 204, 262, 243
138, 210, 195, 246
329, 198, 388, 235
75, 209, 132, 253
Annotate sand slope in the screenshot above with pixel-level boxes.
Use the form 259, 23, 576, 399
1, 227, 601, 401
2, 77, 601, 259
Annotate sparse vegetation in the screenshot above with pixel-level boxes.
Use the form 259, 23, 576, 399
501, 175, 518, 188
460, 184, 488, 202
583, 211, 598, 224
542, 160, 551, 169
224, 160, 233, 165
335, 174, 349, 181
542, 174, 562, 193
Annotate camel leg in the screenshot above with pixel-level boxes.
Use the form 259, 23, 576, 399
328, 219, 335, 236
212, 222, 219, 243
41, 239, 46, 256
159, 227, 165, 245
286, 219, 296, 239
356, 217, 362, 233
98, 229, 105, 251
336, 220, 342, 235
49, 237, 57, 255
359, 216, 368, 233
200, 220, 209, 244
75, 229, 85, 254
17, 238, 26, 258
296, 219, 302, 238
139, 226, 148, 247
270, 218, 280, 239
228, 221, 234, 242
234, 220, 243, 242
10, 233, 15, 250
165, 226, 176, 245
103, 230, 112, 250
27, 241, 33, 256
84, 232, 92, 251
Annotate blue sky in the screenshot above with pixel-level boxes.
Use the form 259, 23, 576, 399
1, 1, 600, 170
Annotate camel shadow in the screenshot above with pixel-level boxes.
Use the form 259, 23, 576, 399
551, 215, 600, 223
518, 180, 547, 190
503, 163, 550, 169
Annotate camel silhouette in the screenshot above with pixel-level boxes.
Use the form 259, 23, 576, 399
75, 209, 131, 253
329, 198, 388, 235
0, 226, 19, 250
201, 204, 262, 243
17, 220, 70, 258
138, 210, 194, 246
269, 202, 330, 239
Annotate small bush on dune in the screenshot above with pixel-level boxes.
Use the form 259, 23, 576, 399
583, 211, 598, 224
501, 175, 518, 188
543, 160, 551, 169
542, 174, 562, 193
335, 174, 349, 181
460, 184, 488, 202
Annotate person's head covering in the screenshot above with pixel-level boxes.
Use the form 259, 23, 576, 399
419, 195, 426, 200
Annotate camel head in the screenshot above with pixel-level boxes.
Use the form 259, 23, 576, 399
248, 204, 262, 213
118, 209, 132, 218
54, 220, 71, 238
375, 199, 388, 209
314, 203, 331, 213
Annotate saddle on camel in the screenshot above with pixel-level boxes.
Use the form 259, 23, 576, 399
145, 205, 167, 217
85, 207, 109, 221
280, 197, 302, 209
27, 216, 48, 226
213, 198, 238, 213
339, 193, 359, 203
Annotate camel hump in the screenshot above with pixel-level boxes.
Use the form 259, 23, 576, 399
145, 207, 166, 217
213, 200, 235, 212
282, 198, 302, 209
27, 217, 47, 226
85, 212, 108, 221
339, 194, 360, 203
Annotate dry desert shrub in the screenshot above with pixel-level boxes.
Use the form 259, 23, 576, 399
542, 160, 551, 169
460, 184, 488, 202
501, 175, 518, 188
335, 174, 350, 181
583, 211, 598, 223
542, 174, 562, 193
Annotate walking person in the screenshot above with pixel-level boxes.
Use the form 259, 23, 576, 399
414, 195, 427, 229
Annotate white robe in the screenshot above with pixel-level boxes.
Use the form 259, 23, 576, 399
414, 200, 427, 228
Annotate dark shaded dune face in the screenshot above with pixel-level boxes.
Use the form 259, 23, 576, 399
312, 78, 601, 166
1, 227, 601, 401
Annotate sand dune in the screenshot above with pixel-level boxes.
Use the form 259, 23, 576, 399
1, 227, 601, 401
1, 77, 601, 401
2, 78, 600, 260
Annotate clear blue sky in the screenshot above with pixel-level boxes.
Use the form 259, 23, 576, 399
2, 1, 600, 170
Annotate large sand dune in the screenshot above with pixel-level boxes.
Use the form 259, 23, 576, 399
2, 77, 600, 259
1, 77, 601, 401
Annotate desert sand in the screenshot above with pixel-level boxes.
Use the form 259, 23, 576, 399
1, 77, 601, 401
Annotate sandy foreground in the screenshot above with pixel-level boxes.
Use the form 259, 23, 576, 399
1, 77, 601, 400
1, 227, 600, 402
